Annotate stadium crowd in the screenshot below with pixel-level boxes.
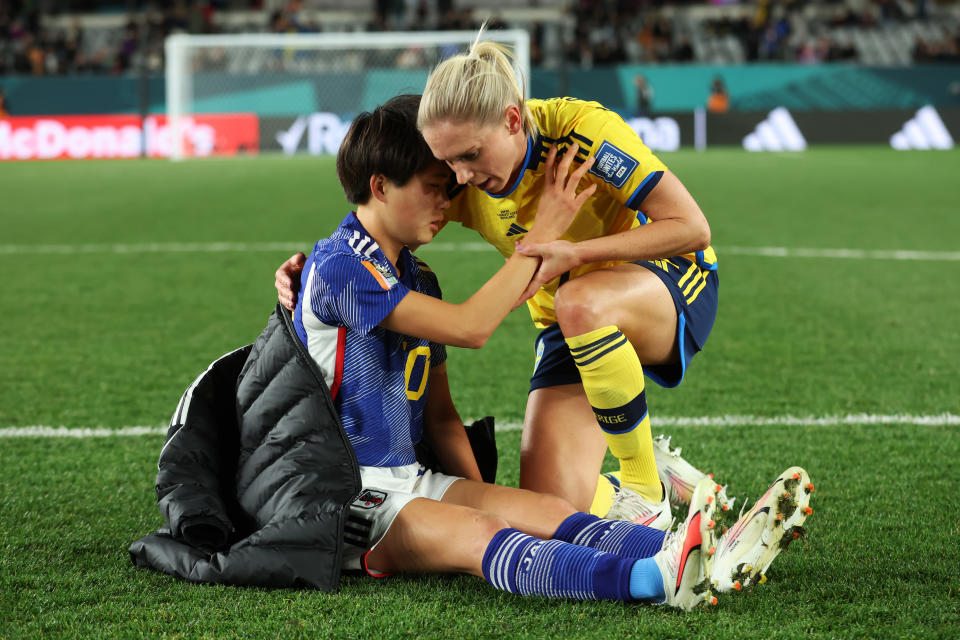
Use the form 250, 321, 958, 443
1, 0, 959, 76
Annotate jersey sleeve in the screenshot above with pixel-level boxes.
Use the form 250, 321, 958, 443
567, 101, 668, 211
310, 252, 410, 335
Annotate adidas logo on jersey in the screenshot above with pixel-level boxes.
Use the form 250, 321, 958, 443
742, 107, 807, 152
506, 223, 528, 237
890, 106, 954, 150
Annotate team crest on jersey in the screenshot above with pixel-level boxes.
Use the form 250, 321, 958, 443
362, 259, 399, 290
589, 141, 638, 189
373, 261, 399, 287
353, 490, 388, 509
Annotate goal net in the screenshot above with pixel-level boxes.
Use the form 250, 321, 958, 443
164, 30, 531, 160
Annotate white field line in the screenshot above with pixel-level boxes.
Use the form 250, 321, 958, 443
1, 242, 959, 261
1, 413, 957, 438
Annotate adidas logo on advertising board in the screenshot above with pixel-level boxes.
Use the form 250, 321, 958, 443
890, 106, 954, 150
743, 107, 807, 152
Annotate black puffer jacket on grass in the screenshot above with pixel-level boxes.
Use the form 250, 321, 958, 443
128, 304, 361, 590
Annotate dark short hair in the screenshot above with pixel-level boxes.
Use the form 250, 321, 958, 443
336, 94, 437, 204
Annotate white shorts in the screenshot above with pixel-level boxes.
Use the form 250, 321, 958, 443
342, 462, 462, 576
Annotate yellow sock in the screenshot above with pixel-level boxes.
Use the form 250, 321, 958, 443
566, 325, 661, 502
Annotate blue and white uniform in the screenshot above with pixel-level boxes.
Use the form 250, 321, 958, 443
291, 213, 676, 600
293, 212, 459, 573
294, 212, 447, 467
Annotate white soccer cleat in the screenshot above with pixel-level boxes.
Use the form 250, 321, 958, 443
653, 477, 719, 610
710, 466, 814, 593
654, 433, 736, 517
605, 483, 673, 531
691, 477, 722, 582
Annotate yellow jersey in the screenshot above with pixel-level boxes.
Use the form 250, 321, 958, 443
444, 97, 718, 328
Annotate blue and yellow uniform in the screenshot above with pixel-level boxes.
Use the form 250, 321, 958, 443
444, 97, 719, 389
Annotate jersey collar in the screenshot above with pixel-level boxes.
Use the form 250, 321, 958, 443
485, 135, 534, 199
340, 212, 413, 280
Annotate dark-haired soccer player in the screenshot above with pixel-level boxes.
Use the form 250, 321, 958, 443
290, 95, 808, 607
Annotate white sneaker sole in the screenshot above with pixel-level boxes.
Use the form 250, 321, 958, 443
712, 466, 814, 593
751, 467, 814, 586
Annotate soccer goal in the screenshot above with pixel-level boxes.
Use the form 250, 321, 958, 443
164, 29, 531, 160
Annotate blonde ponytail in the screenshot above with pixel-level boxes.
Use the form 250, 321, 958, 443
418, 27, 537, 136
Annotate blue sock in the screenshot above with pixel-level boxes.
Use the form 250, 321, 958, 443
552, 512, 666, 559
481, 528, 635, 601
629, 557, 666, 602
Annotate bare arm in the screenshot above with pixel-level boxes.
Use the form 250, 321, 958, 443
381, 145, 595, 348
571, 171, 710, 263
515, 170, 709, 300
421, 363, 482, 481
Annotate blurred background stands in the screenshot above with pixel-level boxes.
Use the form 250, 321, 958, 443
1, 0, 958, 78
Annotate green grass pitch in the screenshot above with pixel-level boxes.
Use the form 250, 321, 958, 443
1, 148, 959, 638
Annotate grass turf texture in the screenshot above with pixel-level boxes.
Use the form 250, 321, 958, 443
2, 148, 959, 638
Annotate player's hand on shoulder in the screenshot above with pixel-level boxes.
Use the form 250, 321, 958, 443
528, 143, 596, 242
276, 252, 306, 311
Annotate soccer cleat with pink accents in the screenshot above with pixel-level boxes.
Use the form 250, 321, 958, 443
605, 483, 673, 531
653, 434, 736, 517
710, 466, 813, 593
653, 477, 719, 610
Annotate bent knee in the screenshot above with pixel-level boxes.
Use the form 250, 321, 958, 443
536, 493, 578, 521
463, 511, 512, 555
554, 279, 612, 336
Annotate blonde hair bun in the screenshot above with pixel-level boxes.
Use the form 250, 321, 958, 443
418, 25, 536, 136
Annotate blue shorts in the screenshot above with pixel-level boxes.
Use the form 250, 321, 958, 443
530, 256, 719, 391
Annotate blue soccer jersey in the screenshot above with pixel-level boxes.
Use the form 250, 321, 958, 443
293, 213, 447, 467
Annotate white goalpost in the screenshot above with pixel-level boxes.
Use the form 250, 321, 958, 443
164, 29, 531, 160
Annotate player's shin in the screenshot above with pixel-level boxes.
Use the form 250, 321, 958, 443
565, 326, 660, 500
551, 511, 665, 559
481, 528, 664, 602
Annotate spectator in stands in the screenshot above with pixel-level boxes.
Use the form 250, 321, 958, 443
634, 75, 653, 117
114, 20, 139, 73
758, 19, 789, 60
651, 17, 674, 62
913, 28, 960, 63
707, 76, 729, 113
826, 36, 857, 62
12, 0, 960, 74
672, 35, 694, 62
486, 12, 508, 32
529, 21, 545, 67
270, 10, 294, 34
0, 88, 10, 117
796, 40, 819, 64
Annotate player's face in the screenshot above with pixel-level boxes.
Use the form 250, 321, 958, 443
421, 111, 527, 195
384, 162, 451, 247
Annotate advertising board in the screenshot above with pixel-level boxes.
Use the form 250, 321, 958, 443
0, 113, 259, 160
259, 107, 957, 155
